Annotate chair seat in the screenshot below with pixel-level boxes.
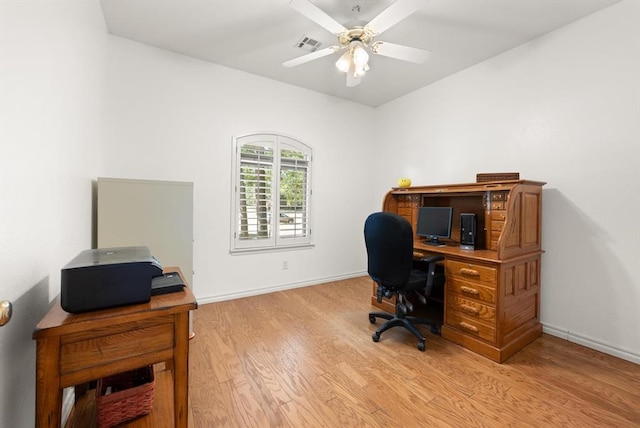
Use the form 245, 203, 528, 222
407, 269, 429, 290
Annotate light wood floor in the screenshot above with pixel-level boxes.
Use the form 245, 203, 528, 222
188, 276, 640, 427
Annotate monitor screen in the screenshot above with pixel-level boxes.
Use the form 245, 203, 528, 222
416, 207, 453, 246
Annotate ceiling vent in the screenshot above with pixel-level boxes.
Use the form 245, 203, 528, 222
295, 35, 322, 52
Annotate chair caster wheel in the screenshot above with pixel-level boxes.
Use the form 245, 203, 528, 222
369, 315, 376, 324
417, 341, 425, 352
430, 325, 440, 335
372, 332, 380, 342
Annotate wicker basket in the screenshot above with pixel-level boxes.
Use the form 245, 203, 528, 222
96, 366, 155, 428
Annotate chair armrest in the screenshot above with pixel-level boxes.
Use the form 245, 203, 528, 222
421, 255, 444, 296
420, 255, 444, 264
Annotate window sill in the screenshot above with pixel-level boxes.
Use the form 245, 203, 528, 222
230, 243, 315, 255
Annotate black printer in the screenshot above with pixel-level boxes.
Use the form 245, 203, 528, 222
61, 246, 162, 313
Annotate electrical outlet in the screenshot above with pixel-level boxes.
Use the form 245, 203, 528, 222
282, 260, 288, 270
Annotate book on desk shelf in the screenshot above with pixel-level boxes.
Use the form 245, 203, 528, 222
151, 272, 185, 296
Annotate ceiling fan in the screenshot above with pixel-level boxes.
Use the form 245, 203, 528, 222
283, 0, 431, 87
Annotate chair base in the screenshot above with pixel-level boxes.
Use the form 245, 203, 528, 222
369, 311, 439, 352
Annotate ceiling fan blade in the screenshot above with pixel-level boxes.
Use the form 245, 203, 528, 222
283, 46, 339, 68
370, 41, 431, 64
289, 0, 348, 35
365, 0, 424, 36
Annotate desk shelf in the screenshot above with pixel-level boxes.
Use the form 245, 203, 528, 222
66, 366, 188, 427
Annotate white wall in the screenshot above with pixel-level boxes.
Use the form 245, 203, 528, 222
101, 36, 376, 302
373, 0, 640, 362
0, 1, 108, 426
1, 2, 638, 425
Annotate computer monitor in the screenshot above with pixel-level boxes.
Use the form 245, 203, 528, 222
416, 206, 453, 246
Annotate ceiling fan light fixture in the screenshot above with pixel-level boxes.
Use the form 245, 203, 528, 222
352, 43, 369, 67
335, 51, 351, 73
356, 63, 369, 77
336, 39, 370, 79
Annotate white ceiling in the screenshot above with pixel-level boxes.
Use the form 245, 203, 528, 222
100, 0, 619, 107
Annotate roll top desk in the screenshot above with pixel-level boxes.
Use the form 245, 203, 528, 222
372, 179, 545, 363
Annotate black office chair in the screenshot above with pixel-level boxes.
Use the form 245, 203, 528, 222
364, 212, 444, 351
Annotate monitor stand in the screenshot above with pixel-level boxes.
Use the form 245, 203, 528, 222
422, 238, 446, 247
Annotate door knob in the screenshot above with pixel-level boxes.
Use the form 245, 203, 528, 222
0, 300, 12, 326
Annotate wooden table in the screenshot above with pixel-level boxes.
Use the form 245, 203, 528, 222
32, 268, 197, 428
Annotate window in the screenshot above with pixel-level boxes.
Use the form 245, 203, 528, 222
231, 133, 312, 252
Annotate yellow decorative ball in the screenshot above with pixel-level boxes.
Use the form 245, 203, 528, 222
398, 178, 411, 188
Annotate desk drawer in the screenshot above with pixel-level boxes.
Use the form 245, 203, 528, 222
447, 295, 496, 324
489, 210, 507, 250
490, 192, 506, 201
447, 277, 496, 304
446, 301, 496, 343
490, 229, 502, 250
446, 312, 496, 343
397, 207, 413, 218
60, 316, 174, 375
446, 260, 497, 285
491, 229, 502, 241
491, 220, 505, 234
491, 210, 507, 222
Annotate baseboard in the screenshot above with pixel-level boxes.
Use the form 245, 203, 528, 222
542, 322, 640, 365
196, 271, 368, 305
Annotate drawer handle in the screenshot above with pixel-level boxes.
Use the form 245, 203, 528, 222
460, 286, 480, 295
459, 322, 479, 332
460, 304, 480, 315
460, 268, 480, 276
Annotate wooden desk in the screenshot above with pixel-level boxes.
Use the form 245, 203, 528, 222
372, 179, 545, 362
32, 267, 197, 428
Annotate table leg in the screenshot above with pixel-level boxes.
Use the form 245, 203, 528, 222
35, 337, 62, 428
173, 311, 190, 427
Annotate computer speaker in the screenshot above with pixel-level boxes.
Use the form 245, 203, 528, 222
460, 213, 476, 250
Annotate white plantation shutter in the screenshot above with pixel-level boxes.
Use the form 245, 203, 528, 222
231, 133, 312, 252
235, 135, 275, 248
278, 136, 311, 245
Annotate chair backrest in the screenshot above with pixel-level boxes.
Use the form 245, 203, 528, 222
364, 212, 414, 291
